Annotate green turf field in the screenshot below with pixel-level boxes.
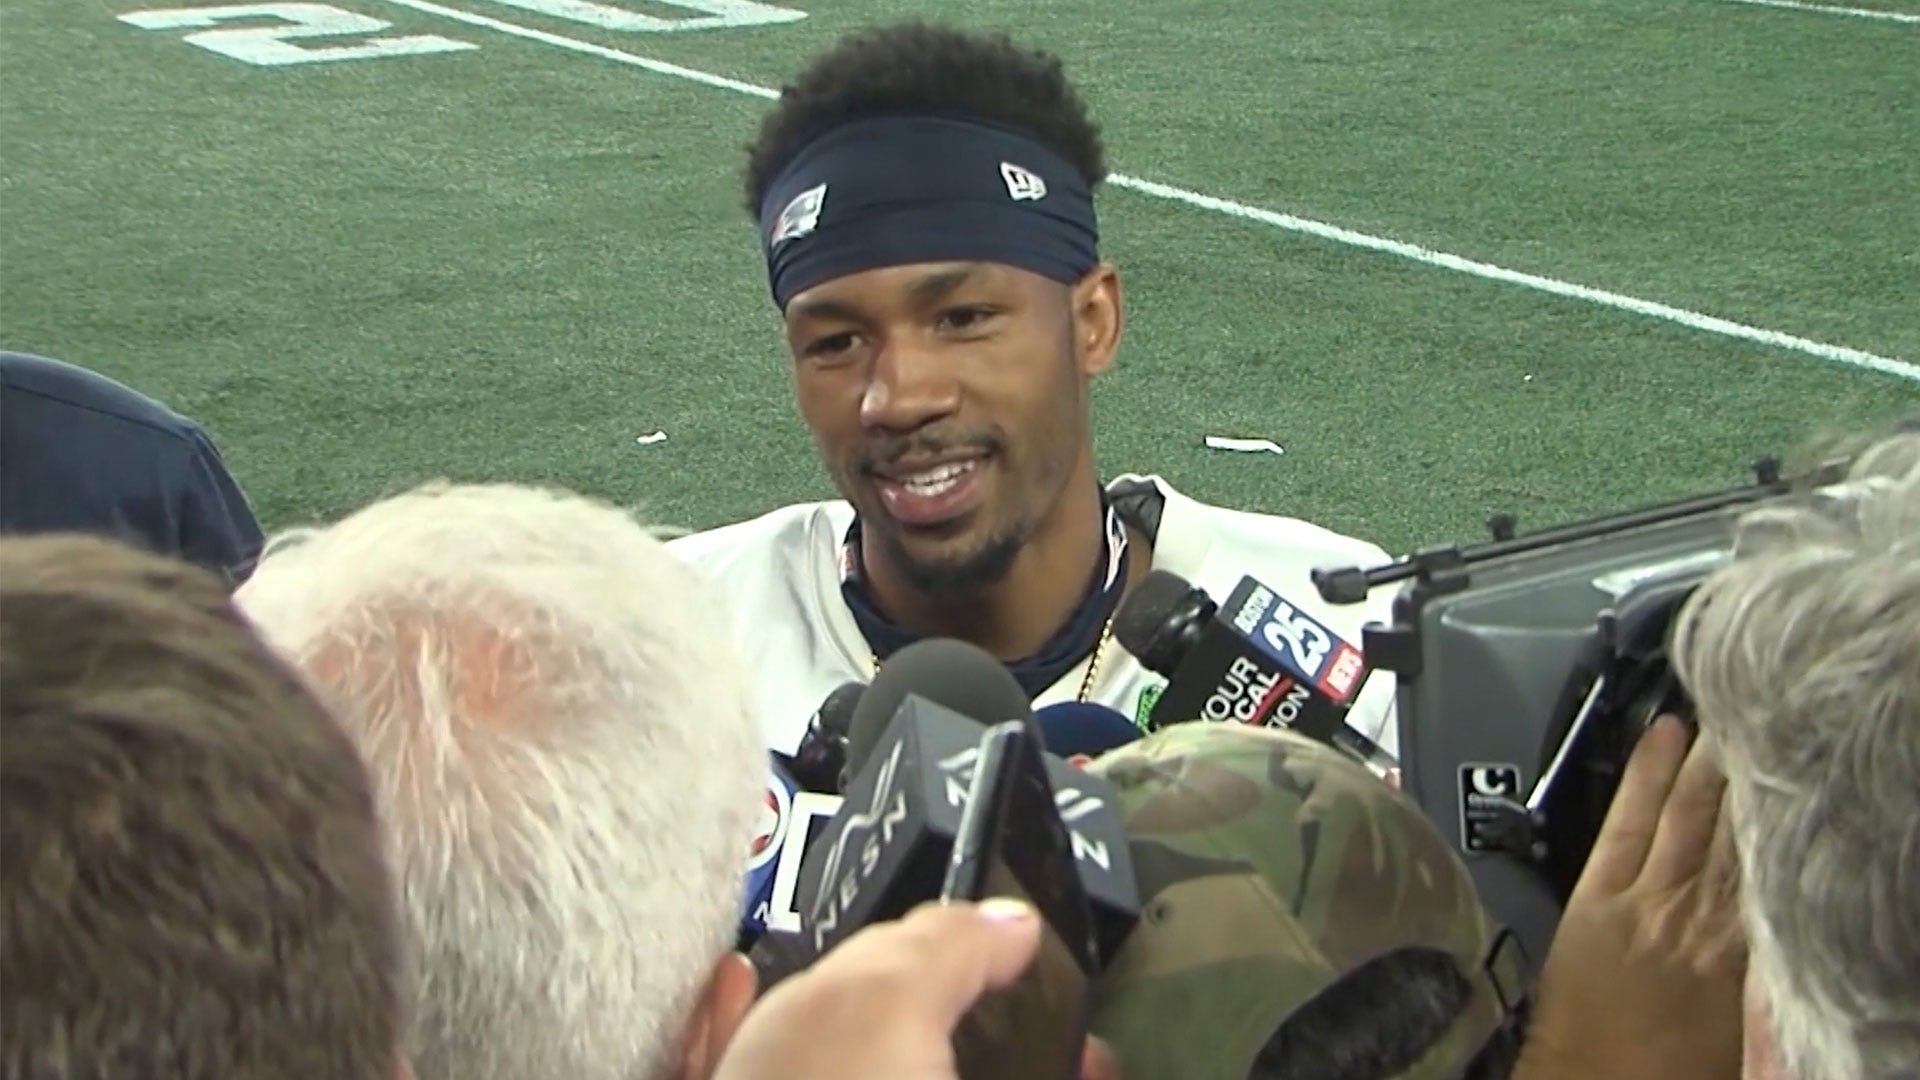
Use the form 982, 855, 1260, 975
3, 0, 1915, 557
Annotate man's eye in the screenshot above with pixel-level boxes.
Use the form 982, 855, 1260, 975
804, 332, 858, 357
936, 306, 996, 332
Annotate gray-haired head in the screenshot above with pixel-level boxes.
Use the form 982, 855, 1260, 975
1672, 429, 1920, 1080
237, 481, 765, 1080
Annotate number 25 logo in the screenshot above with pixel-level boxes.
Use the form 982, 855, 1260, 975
1261, 602, 1331, 675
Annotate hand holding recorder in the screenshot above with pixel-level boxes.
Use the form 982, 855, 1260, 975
713, 898, 1118, 1080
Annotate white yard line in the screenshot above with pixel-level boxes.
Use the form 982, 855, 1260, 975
376, 0, 1920, 384
1710, 0, 1920, 24
1106, 174, 1918, 383
380, 0, 780, 97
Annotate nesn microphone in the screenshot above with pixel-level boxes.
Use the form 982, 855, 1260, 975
799, 639, 1140, 966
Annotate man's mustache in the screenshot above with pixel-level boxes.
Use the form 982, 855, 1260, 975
857, 432, 1002, 474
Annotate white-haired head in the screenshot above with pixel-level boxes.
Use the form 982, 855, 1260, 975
1672, 430, 1920, 1080
236, 481, 764, 1080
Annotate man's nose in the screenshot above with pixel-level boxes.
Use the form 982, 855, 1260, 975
860, 337, 961, 433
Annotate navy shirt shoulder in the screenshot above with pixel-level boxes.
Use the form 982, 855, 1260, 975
0, 351, 264, 585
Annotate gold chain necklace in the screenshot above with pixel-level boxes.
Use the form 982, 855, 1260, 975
871, 614, 1116, 704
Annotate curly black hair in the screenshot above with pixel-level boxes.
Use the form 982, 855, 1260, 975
741, 21, 1108, 217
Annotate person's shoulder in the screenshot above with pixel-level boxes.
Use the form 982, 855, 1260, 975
666, 498, 853, 570
1117, 472, 1390, 572
1, 352, 207, 447
1213, 503, 1390, 575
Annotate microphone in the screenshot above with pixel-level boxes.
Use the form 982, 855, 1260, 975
1036, 701, 1144, 760
836, 639, 1034, 789
749, 660, 994, 945
739, 756, 803, 941
801, 639, 1029, 955
1114, 569, 1388, 767
799, 639, 1140, 965
785, 680, 864, 793
744, 683, 864, 947
753, 782, 843, 939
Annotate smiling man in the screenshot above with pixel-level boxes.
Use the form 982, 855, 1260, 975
669, 22, 1400, 760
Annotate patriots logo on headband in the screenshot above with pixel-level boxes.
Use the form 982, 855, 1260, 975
771, 182, 827, 246
1000, 162, 1047, 201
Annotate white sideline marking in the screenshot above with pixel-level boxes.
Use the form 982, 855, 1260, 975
1711, 0, 1920, 24
380, 0, 779, 96
1107, 174, 1920, 384
375, 0, 1920, 384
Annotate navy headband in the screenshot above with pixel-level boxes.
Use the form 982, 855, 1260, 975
757, 115, 1099, 310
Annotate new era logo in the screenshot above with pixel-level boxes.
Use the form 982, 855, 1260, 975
1000, 162, 1047, 201
770, 182, 827, 246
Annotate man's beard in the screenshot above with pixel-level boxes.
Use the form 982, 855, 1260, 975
873, 518, 1026, 599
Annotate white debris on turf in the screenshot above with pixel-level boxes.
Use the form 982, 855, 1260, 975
1204, 435, 1284, 455
635, 430, 667, 445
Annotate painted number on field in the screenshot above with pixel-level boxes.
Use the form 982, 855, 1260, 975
120, 4, 475, 65
479, 0, 804, 31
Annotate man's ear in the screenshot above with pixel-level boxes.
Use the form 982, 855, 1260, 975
674, 952, 760, 1080
1072, 262, 1123, 379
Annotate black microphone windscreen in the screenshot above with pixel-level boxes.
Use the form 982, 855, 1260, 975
816, 681, 865, 739
1114, 569, 1202, 675
789, 680, 868, 794
842, 638, 1032, 779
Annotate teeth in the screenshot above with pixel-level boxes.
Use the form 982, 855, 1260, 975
902, 461, 973, 495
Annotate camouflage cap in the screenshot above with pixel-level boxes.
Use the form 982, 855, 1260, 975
1085, 723, 1524, 1080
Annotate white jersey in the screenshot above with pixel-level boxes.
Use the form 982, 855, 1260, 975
666, 473, 1401, 761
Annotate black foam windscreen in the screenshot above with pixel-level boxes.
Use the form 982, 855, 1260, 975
841, 638, 1034, 783
815, 681, 865, 740
786, 680, 868, 794
1112, 568, 1204, 676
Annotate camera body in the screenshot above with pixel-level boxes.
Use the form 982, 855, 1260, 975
1316, 457, 1841, 970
